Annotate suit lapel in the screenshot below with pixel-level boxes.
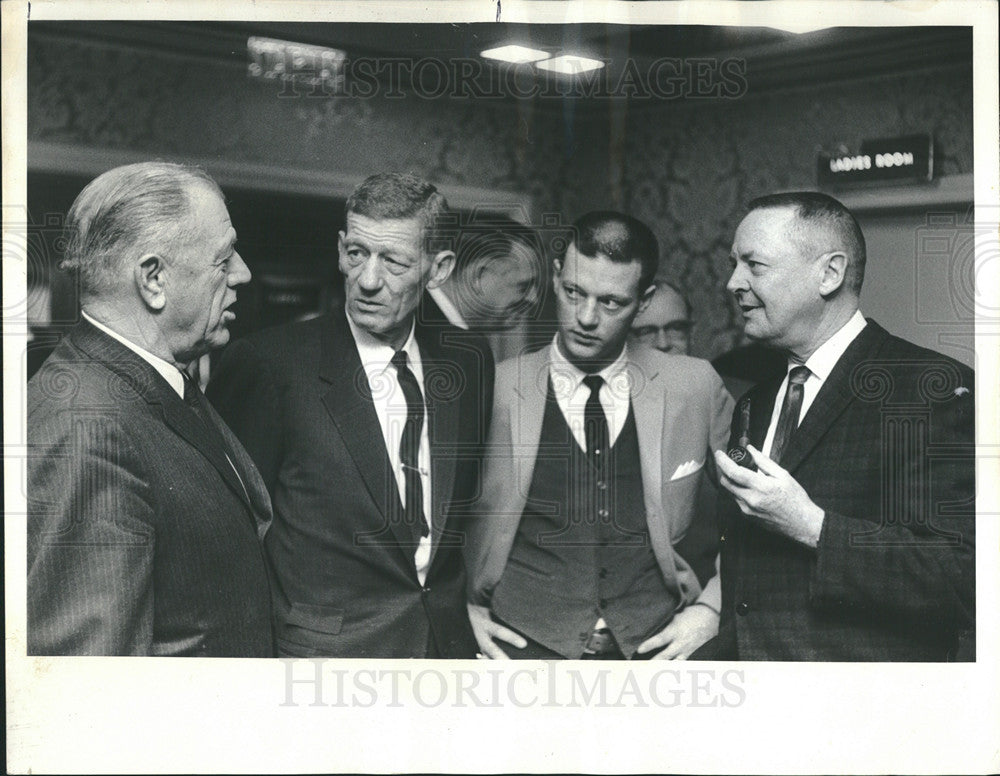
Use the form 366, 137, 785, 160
629, 350, 671, 554
516, 348, 549, 488
202, 398, 274, 537
317, 314, 414, 555
71, 321, 256, 516
779, 320, 887, 474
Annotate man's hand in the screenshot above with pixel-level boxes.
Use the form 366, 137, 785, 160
636, 604, 719, 659
714, 445, 825, 548
467, 603, 527, 659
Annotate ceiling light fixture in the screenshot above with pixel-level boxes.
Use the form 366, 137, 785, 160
480, 45, 551, 64
536, 55, 605, 75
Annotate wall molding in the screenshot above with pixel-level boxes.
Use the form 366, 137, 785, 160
27, 140, 534, 218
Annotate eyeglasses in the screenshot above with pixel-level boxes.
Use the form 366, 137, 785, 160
630, 321, 692, 342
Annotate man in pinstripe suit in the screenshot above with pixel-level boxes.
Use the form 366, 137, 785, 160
27, 162, 273, 656
703, 192, 975, 661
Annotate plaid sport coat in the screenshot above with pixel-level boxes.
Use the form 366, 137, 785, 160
710, 319, 975, 661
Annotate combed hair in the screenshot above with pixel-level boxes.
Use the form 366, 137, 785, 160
748, 191, 867, 294
571, 210, 660, 290
345, 172, 452, 254
453, 215, 543, 276
61, 161, 222, 297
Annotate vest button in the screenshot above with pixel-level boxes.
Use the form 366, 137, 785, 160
736, 601, 750, 616
598, 508, 609, 519
597, 481, 607, 490
598, 568, 608, 579
720, 533, 727, 543
598, 598, 608, 608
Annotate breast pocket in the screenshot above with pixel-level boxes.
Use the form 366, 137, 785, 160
279, 602, 345, 653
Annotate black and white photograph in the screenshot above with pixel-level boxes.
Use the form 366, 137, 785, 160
4, 0, 998, 773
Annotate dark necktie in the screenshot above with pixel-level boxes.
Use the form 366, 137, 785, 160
391, 350, 430, 539
583, 374, 609, 461
769, 365, 811, 464
182, 372, 250, 502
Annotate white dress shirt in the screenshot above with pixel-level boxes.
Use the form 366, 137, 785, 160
548, 335, 633, 452
548, 335, 634, 631
347, 315, 433, 584
762, 310, 868, 458
82, 310, 185, 398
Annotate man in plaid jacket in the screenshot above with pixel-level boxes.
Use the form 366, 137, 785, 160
701, 192, 975, 661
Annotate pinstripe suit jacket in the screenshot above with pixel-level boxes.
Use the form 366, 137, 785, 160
27, 320, 274, 656
711, 320, 975, 661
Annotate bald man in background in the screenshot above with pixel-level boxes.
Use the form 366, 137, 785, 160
628, 279, 693, 355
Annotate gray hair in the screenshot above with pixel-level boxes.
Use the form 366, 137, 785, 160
61, 161, 223, 297
345, 172, 452, 254
747, 191, 867, 294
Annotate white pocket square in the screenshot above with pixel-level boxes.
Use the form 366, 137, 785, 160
670, 459, 704, 481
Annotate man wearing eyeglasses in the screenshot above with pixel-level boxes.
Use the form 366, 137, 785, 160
209, 173, 491, 658
628, 279, 693, 355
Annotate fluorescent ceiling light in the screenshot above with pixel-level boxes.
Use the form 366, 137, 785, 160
480, 45, 550, 63
536, 55, 605, 75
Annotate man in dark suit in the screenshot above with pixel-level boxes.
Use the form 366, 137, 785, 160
467, 211, 732, 660
208, 173, 492, 658
705, 191, 975, 660
27, 162, 273, 656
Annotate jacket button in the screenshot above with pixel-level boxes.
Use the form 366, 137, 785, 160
598, 598, 608, 608
598, 568, 608, 579
422, 586, 431, 595
736, 602, 749, 616
720, 533, 727, 543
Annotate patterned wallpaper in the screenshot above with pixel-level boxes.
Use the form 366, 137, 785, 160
619, 69, 974, 356
28, 34, 973, 357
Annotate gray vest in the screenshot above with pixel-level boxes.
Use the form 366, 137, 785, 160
492, 379, 677, 657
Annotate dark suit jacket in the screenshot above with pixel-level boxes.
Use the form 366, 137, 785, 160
27, 320, 274, 656
207, 310, 494, 658
708, 319, 975, 661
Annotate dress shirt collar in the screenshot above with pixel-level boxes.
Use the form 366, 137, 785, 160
548, 334, 630, 397
346, 309, 422, 380
81, 309, 186, 398
427, 287, 468, 330
794, 309, 867, 382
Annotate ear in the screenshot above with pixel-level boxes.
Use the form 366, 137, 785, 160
424, 250, 456, 290
337, 231, 347, 257
636, 283, 657, 314
552, 257, 563, 281
468, 258, 490, 294
135, 254, 167, 311
817, 250, 849, 297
